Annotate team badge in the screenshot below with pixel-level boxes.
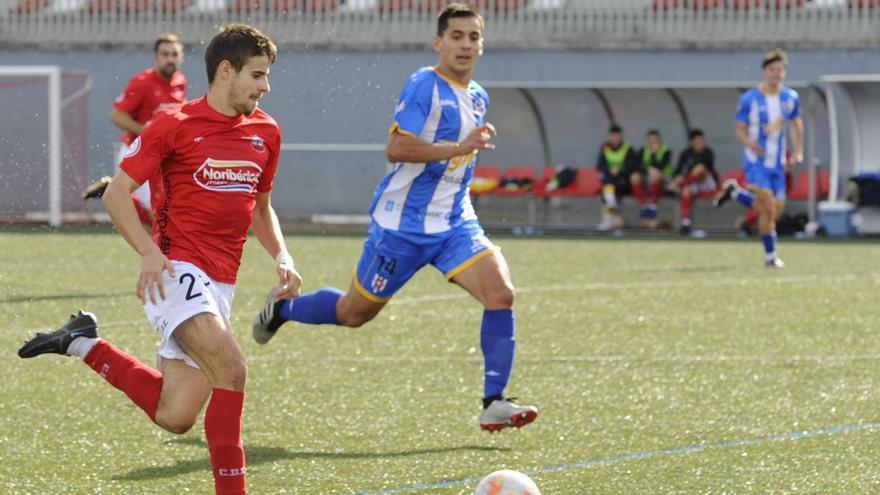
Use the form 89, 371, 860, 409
250, 135, 265, 152
123, 137, 141, 159
371, 274, 388, 293
474, 98, 486, 117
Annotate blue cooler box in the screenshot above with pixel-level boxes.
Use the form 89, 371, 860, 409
818, 201, 855, 237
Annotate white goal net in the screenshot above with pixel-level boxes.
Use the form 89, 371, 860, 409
0, 66, 91, 226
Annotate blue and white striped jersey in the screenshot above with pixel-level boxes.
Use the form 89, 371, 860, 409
735, 85, 800, 170
369, 67, 489, 234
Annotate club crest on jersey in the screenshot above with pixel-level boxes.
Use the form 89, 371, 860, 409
473, 98, 486, 117
194, 159, 262, 193
250, 135, 265, 153
371, 274, 387, 293
123, 137, 141, 158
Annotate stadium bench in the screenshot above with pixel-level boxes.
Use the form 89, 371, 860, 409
537, 166, 601, 198
471, 165, 502, 196
788, 168, 830, 201
493, 165, 538, 197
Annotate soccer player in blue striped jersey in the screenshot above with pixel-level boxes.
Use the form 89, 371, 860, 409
252, 3, 537, 433
714, 49, 804, 268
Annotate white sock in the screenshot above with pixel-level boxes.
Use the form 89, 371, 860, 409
67, 337, 100, 359
603, 190, 617, 208
765, 252, 777, 262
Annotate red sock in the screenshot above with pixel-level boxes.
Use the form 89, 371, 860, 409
650, 181, 663, 204
680, 193, 692, 222
632, 182, 647, 205
205, 388, 247, 495
84, 340, 163, 422
745, 208, 758, 227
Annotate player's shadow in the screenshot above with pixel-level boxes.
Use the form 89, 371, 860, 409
627, 265, 737, 274
114, 438, 510, 481
0, 292, 129, 304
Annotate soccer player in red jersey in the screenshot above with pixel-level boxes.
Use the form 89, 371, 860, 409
19, 24, 299, 495
83, 33, 187, 225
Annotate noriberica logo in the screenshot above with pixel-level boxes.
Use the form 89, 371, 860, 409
194, 159, 262, 193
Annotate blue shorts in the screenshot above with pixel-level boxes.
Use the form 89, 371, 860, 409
353, 221, 499, 302
745, 164, 787, 201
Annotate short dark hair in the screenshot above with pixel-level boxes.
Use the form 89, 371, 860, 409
205, 23, 277, 85
154, 33, 181, 53
437, 3, 483, 36
609, 124, 623, 134
689, 128, 704, 140
647, 129, 660, 137
762, 48, 787, 68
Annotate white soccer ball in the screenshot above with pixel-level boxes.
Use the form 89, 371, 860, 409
473, 469, 541, 495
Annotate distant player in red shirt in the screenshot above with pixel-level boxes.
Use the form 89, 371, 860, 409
19, 24, 299, 495
82, 33, 187, 225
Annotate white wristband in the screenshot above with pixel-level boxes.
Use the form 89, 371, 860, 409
275, 251, 294, 269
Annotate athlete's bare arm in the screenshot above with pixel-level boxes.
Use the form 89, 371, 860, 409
735, 122, 763, 156
103, 170, 174, 304
788, 116, 804, 168
386, 122, 496, 163
110, 107, 145, 136
251, 192, 302, 299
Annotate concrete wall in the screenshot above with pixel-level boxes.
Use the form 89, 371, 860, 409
1, 47, 877, 219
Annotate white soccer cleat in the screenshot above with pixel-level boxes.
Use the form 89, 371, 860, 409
765, 257, 785, 269
479, 398, 538, 433
597, 214, 615, 232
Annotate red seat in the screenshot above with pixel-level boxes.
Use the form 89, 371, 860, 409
850, 0, 880, 9
719, 168, 745, 185
653, 0, 720, 10
379, 0, 417, 11
769, 0, 804, 9
566, 168, 602, 197
475, 0, 527, 12
729, 0, 760, 10
88, 0, 152, 13
493, 166, 538, 197
156, 0, 187, 12
11, 0, 49, 14
539, 167, 601, 197
470, 165, 502, 196
229, 0, 261, 12
788, 169, 830, 200
294, 0, 337, 12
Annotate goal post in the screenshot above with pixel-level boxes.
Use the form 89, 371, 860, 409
0, 65, 90, 227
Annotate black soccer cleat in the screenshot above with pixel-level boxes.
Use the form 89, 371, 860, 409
253, 289, 286, 345
82, 176, 112, 200
712, 179, 737, 208
18, 310, 98, 358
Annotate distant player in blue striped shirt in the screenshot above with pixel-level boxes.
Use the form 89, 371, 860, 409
252, 3, 537, 433
714, 49, 804, 268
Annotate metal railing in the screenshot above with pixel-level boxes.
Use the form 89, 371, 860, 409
2, 0, 879, 49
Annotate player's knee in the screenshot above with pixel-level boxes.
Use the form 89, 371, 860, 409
486, 284, 516, 309
155, 411, 197, 434
225, 360, 248, 390
337, 310, 376, 328
211, 356, 247, 390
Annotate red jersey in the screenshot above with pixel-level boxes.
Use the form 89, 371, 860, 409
119, 97, 282, 283
113, 67, 187, 145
